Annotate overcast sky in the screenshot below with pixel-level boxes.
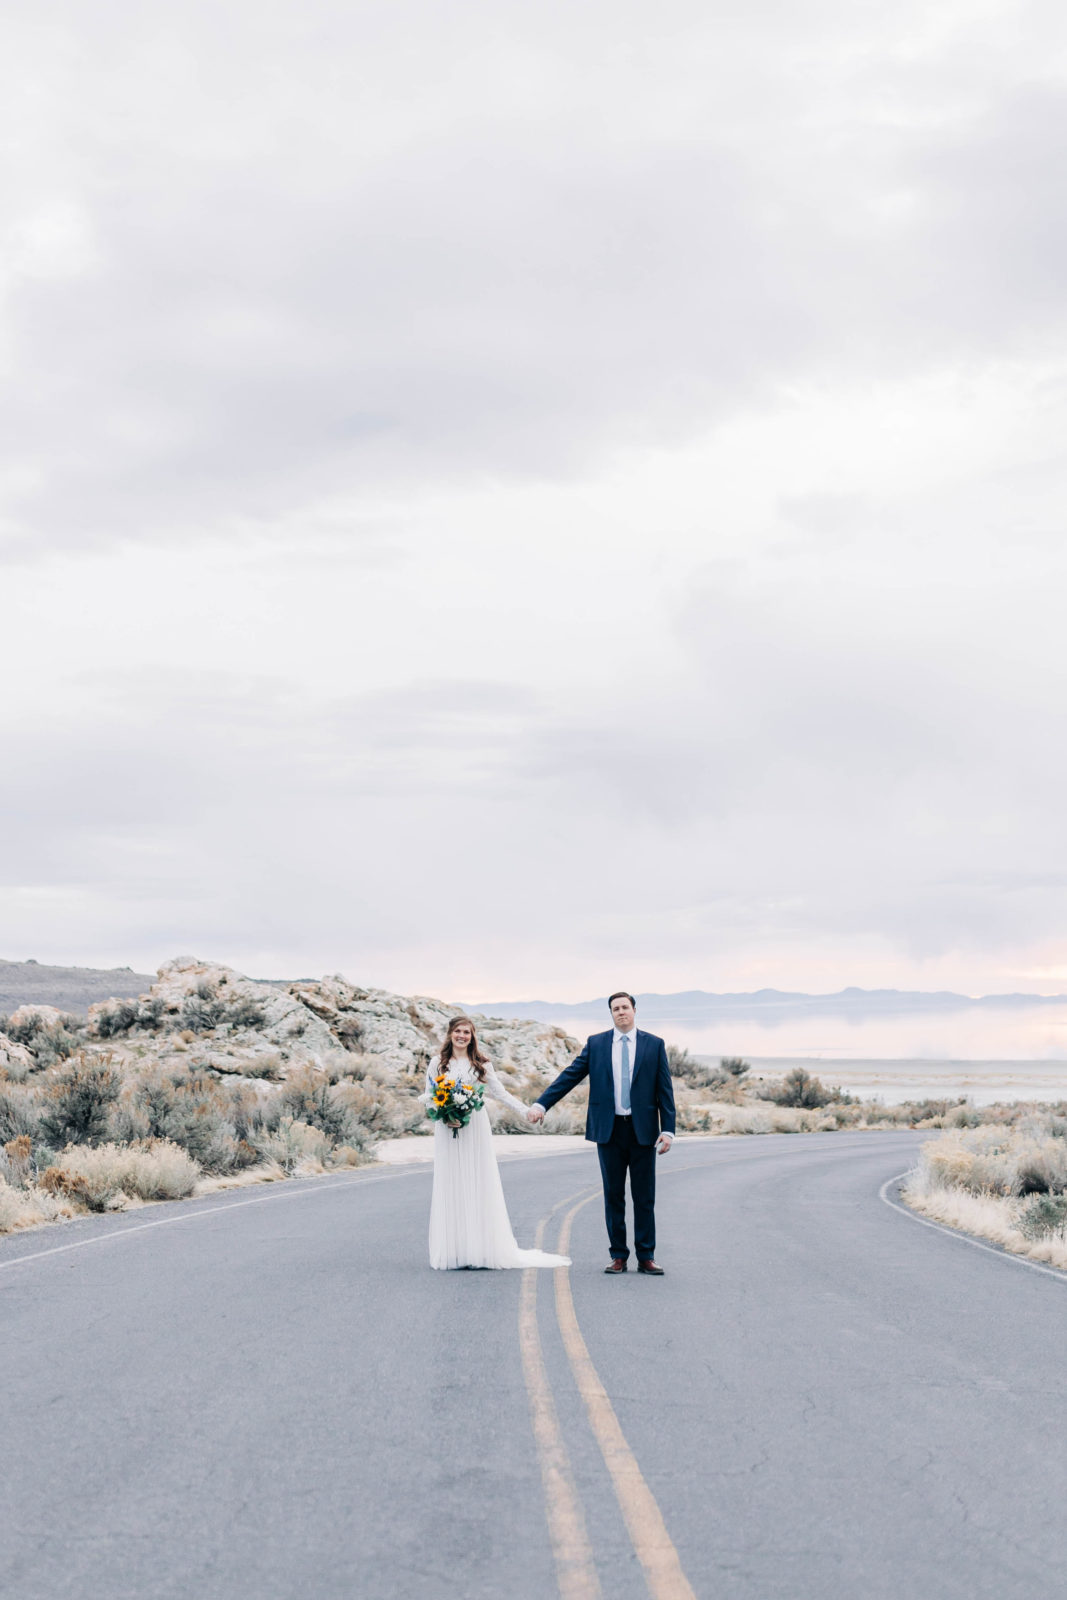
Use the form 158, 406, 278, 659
2, 0, 1067, 1001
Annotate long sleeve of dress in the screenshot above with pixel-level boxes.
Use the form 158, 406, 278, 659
481, 1060, 530, 1117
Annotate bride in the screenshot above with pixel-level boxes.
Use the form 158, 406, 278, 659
421, 1016, 570, 1271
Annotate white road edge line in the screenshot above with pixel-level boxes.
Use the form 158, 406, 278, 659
0, 1164, 425, 1274
879, 1171, 1067, 1286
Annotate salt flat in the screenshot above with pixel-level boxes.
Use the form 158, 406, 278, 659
746, 1057, 1067, 1105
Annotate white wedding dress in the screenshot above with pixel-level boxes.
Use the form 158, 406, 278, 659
421, 1059, 571, 1271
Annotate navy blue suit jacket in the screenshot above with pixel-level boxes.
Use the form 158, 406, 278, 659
536, 1029, 676, 1146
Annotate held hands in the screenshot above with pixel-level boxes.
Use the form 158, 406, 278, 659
526, 1104, 545, 1125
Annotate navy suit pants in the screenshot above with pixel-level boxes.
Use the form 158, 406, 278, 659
597, 1114, 656, 1262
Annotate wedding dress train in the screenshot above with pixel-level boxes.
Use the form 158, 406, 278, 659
422, 1060, 571, 1271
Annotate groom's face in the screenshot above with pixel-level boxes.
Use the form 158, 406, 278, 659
610, 996, 636, 1031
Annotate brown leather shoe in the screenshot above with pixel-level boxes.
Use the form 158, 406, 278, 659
604, 1259, 628, 1273
637, 1260, 664, 1275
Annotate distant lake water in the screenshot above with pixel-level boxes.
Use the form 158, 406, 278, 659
532, 1005, 1067, 1105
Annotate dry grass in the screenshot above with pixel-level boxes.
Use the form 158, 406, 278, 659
41, 1139, 198, 1211
677, 1098, 863, 1135
917, 1124, 1067, 1197
0, 1175, 73, 1232
901, 1116, 1067, 1272
902, 1181, 1067, 1271
255, 1117, 335, 1175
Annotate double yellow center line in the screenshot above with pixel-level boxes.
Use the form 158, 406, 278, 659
519, 1187, 698, 1600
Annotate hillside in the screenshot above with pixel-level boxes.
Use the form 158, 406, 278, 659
0, 960, 156, 1015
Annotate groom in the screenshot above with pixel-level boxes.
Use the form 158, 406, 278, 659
527, 991, 676, 1275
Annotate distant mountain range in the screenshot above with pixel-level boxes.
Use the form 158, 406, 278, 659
474, 987, 1067, 1022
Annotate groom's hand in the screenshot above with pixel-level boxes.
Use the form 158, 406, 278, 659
656, 1134, 673, 1155
527, 1105, 545, 1125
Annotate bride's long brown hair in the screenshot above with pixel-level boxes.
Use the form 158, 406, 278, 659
438, 1015, 489, 1082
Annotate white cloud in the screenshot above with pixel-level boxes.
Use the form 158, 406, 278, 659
1, 0, 1066, 999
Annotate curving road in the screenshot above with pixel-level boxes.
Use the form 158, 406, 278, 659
3, 1131, 1066, 1599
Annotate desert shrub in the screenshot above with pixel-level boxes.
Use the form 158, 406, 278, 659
0, 1176, 67, 1233
0, 1180, 21, 1229
765, 1068, 850, 1109
333, 1079, 402, 1140
541, 1101, 588, 1135
0, 1178, 28, 1230
139, 997, 166, 1029
42, 1139, 197, 1209
158, 1097, 237, 1172
93, 997, 168, 1037
918, 1125, 1067, 1198
319, 1050, 380, 1083
256, 1116, 332, 1174
898, 1098, 970, 1128
222, 1082, 277, 1146
129, 1070, 242, 1174
0, 1083, 42, 1144
1, 1134, 34, 1187
1014, 1138, 1067, 1195
40, 1167, 101, 1209
108, 1096, 152, 1143
0, 1042, 33, 1082
336, 1015, 367, 1051
821, 1102, 863, 1128
667, 1043, 695, 1076
179, 993, 226, 1033
676, 1105, 717, 1133
93, 1000, 141, 1038
720, 1057, 751, 1080
280, 1068, 362, 1145
1, 1012, 85, 1067
38, 1054, 121, 1147
332, 1143, 372, 1166
667, 1044, 727, 1090
2, 1012, 37, 1047
1019, 1193, 1067, 1240
227, 997, 267, 1030
712, 1103, 774, 1134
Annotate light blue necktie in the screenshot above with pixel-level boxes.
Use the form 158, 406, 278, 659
620, 1033, 631, 1112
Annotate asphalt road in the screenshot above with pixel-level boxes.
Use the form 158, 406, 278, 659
3, 1131, 1066, 1600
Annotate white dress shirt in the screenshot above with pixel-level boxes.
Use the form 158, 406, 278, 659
611, 1026, 673, 1143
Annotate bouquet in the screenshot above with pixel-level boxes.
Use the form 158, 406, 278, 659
427, 1073, 486, 1138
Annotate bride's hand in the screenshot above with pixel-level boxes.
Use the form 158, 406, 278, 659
526, 1105, 545, 1125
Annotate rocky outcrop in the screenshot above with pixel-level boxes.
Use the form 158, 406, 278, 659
289, 973, 580, 1083
0, 1033, 35, 1075
84, 957, 580, 1089
7, 1005, 66, 1030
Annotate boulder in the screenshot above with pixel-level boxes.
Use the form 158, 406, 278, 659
7, 1004, 65, 1030
0, 1033, 36, 1075
88, 957, 338, 1062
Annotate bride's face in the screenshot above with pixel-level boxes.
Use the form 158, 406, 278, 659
450, 1024, 472, 1056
